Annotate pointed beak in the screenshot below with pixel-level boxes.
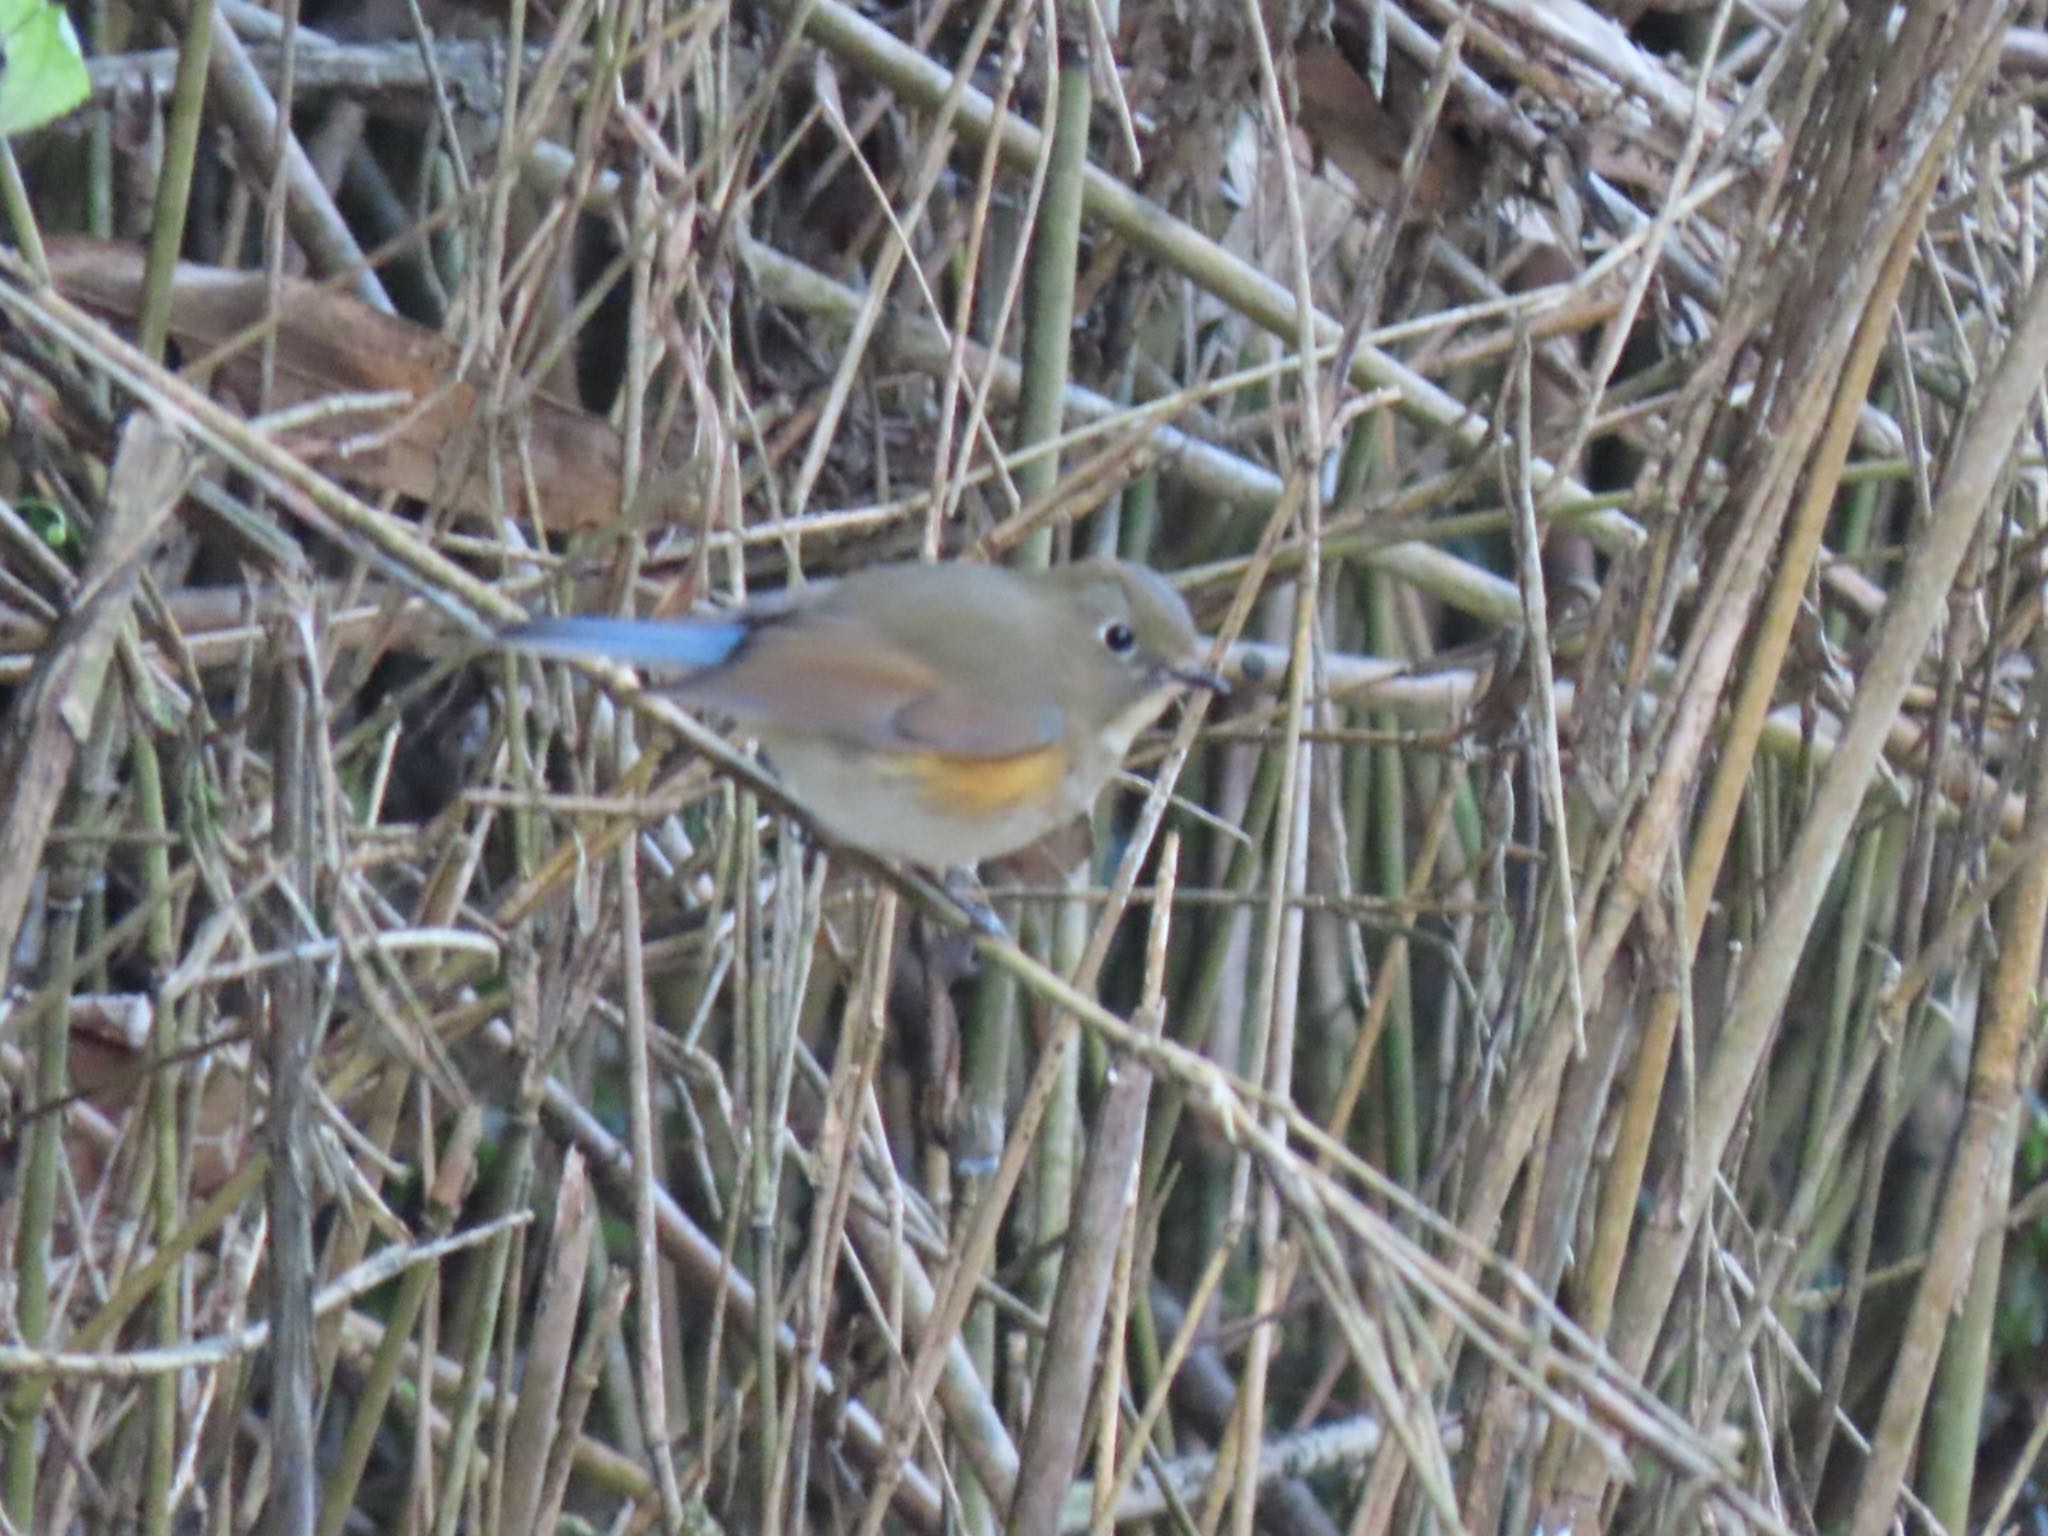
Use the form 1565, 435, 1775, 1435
1170, 658, 1231, 696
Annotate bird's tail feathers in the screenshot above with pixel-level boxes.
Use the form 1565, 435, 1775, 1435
501, 616, 746, 674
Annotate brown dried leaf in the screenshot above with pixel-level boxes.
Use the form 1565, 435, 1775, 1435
46, 237, 628, 531
1294, 42, 1484, 218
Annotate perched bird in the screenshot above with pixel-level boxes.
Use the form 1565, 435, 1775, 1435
504, 558, 1226, 867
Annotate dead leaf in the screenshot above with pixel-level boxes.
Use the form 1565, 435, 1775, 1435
47, 237, 630, 531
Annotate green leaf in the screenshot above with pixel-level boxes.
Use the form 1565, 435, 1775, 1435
0, 0, 87, 136
17, 496, 71, 552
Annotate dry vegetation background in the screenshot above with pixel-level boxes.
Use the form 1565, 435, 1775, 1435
1, 0, 2047, 1531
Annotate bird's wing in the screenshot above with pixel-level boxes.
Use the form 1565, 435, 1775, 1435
678, 611, 1062, 759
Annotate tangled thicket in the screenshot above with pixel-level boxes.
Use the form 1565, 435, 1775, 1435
0, 0, 2045, 1532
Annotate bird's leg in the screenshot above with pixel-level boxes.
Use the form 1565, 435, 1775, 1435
937, 865, 1008, 939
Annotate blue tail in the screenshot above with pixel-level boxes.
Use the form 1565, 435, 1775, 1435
501, 615, 747, 674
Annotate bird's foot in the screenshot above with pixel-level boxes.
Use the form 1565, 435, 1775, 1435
938, 866, 1008, 939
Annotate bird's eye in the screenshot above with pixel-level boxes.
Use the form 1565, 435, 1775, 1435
1101, 621, 1136, 655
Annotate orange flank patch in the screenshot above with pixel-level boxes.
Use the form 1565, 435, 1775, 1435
903, 744, 1068, 817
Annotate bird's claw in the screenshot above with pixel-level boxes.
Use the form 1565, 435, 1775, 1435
940, 867, 1010, 939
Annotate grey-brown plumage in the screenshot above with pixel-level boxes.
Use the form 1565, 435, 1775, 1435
504, 558, 1225, 864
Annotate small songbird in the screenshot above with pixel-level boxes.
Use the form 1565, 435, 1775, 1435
504, 558, 1227, 867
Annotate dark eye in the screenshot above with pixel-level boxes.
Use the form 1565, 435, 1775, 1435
1101, 621, 1136, 655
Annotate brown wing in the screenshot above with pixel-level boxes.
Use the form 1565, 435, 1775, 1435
674, 611, 1062, 759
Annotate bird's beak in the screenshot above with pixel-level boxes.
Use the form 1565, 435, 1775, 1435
1170, 658, 1231, 695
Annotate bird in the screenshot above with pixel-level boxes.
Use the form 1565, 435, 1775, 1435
502, 558, 1227, 871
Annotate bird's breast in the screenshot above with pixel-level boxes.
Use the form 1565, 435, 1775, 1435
900, 743, 1070, 818
753, 732, 1074, 865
